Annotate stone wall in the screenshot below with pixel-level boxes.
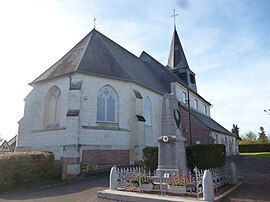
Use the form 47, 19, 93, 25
17, 73, 163, 168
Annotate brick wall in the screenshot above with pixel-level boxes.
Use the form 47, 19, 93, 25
179, 106, 214, 145
62, 157, 80, 178
82, 150, 129, 171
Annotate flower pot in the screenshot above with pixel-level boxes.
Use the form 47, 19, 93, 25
140, 183, 153, 191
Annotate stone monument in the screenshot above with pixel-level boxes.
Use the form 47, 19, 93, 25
156, 93, 187, 176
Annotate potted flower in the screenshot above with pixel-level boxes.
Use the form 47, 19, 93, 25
167, 174, 190, 194
129, 172, 153, 191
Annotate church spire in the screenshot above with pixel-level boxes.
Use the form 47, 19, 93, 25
167, 25, 189, 69
167, 10, 197, 92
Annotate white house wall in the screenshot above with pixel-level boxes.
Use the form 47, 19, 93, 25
211, 131, 237, 155
171, 82, 211, 116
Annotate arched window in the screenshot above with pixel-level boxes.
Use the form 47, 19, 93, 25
97, 85, 118, 122
144, 97, 152, 125
44, 86, 61, 128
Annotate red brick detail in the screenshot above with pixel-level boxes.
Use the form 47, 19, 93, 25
179, 106, 214, 145
82, 150, 129, 170
62, 157, 80, 178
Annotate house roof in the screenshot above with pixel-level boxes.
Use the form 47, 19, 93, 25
8, 135, 17, 146
180, 105, 232, 136
31, 29, 167, 94
0, 140, 11, 151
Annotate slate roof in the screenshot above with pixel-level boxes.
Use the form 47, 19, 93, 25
31, 27, 230, 135
167, 28, 189, 69
181, 105, 232, 136
140, 51, 211, 105
31, 29, 167, 94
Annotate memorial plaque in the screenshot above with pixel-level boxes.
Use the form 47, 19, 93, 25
67, 164, 80, 175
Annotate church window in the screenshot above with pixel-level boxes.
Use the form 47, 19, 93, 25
97, 85, 118, 122
144, 97, 152, 125
44, 86, 61, 128
194, 99, 198, 110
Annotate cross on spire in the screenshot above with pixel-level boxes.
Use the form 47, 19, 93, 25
170, 9, 179, 28
94, 17, 96, 29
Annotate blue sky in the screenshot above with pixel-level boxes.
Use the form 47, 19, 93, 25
0, 0, 270, 140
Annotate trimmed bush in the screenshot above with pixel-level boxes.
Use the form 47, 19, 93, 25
0, 151, 54, 191
239, 144, 270, 153
186, 144, 226, 169
142, 144, 226, 172
142, 147, 158, 172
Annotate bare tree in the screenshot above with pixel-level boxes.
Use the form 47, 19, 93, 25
239, 131, 257, 144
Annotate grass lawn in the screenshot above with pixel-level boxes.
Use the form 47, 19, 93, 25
240, 152, 270, 159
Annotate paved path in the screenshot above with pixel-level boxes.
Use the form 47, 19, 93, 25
0, 174, 110, 202
1, 156, 270, 202
221, 155, 270, 202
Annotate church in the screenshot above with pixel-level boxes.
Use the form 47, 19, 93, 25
16, 24, 237, 177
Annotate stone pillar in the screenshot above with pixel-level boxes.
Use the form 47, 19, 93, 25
62, 145, 81, 179
110, 166, 118, 190
230, 162, 238, 185
157, 93, 187, 176
203, 170, 214, 201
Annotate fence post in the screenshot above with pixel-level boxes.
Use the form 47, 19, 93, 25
203, 170, 214, 201
110, 165, 118, 190
230, 162, 238, 185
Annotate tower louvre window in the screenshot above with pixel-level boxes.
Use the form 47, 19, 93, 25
189, 74, 195, 84
178, 73, 187, 83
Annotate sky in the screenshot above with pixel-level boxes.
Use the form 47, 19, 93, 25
0, 0, 270, 141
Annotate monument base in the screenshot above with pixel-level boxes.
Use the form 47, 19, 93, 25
156, 168, 179, 178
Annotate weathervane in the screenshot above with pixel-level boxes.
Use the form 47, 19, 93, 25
170, 9, 179, 28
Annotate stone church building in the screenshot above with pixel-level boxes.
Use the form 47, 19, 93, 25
16, 25, 237, 176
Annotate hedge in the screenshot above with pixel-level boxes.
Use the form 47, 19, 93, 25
239, 144, 270, 153
0, 152, 54, 191
142, 144, 226, 172
186, 144, 226, 169
142, 147, 158, 172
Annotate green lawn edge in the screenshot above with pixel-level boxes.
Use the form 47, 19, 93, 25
239, 152, 270, 159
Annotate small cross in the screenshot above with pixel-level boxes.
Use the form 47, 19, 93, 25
170, 9, 179, 27
94, 17, 96, 29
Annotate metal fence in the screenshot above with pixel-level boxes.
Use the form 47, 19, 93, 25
110, 164, 230, 198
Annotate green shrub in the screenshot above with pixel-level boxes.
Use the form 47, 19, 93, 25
186, 144, 226, 169
239, 144, 270, 153
142, 144, 226, 172
142, 147, 158, 172
0, 151, 54, 191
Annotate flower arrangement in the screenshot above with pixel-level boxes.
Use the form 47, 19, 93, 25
167, 174, 190, 186
129, 172, 152, 187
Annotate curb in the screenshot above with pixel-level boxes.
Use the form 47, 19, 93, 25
97, 183, 242, 202
97, 189, 200, 202
214, 182, 242, 202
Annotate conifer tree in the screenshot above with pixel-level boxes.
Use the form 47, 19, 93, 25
231, 124, 241, 141
258, 126, 268, 144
